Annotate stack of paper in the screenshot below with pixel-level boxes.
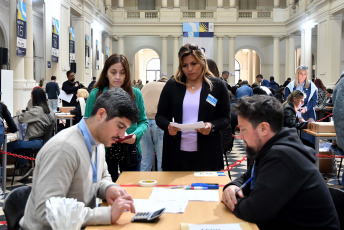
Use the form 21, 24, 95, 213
45, 197, 88, 230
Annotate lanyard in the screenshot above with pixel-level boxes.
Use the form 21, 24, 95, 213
250, 161, 256, 190
78, 118, 98, 183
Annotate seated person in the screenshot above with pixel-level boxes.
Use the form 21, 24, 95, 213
7, 88, 55, 168
20, 88, 139, 229
70, 88, 89, 124
283, 90, 309, 129
222, 95, 339, 230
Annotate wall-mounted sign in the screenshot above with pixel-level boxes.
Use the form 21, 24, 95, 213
16, 1, 27, 56
52, 18, 59, 63
69, 27, 75, 63
96, 40, 99, 70
85, 35, 90, 68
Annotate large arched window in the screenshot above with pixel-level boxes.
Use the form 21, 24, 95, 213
235, 60, 240, 83
146, 58, 160, 82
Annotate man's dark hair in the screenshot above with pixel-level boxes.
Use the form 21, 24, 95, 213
90, 88, 138, 124
287, 77, 291, 81
242, 80, 249, 85
51, 76, 56, 80
326, 88, 333, 94
222, 71, 229, 75
270, 76, 274, 81
92, 77, 96, 81
256, 74, 263, 79
232, 95, 283, 133
66, 70, 73, 77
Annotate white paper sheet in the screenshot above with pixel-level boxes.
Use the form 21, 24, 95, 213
188, 223, 242, 230
59, 90, 73, 103
149, 188, 219, 202
55, 112, 71, 116
194, 172, 220, 177
170, 121, 205, 131
134, 199, 188, 213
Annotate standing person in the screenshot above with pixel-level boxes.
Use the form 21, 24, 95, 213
235, 80, 253, 98
256, 74, 270, 87
62, 70, 85, 107
156, 43, 230, 171
284, 66, 317, 123
134, 79, 143, 90
0, 102, 18, 196
221, 71, 232, 90
45, 76, 60, 112
269, 76, 279, 92
85, 54, 148, 181
140, 76, 168, 171
88, 76, 97, 93
282, 77, 291, 87
222, 95, 339, 230
70, 88, 89, 124
20, 88, 138, 229
314, 78, 327, 121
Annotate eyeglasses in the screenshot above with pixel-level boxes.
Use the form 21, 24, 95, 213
297, 65, 308, 70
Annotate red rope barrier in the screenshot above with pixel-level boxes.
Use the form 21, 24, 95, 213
221, 156, 247, 172
0, 221, 7, 225
0, 151, 36, 161
316, 112, 333, 122
316, 154, 344, 159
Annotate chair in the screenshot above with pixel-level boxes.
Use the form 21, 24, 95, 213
11, 123, 55, 185
329, 187, 344, 230
3, 186, 32, 230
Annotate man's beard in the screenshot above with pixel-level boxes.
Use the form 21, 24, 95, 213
245, 145, 258, 159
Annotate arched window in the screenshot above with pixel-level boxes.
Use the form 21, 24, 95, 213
146, 58, 160, 82
235, 60, 240, 83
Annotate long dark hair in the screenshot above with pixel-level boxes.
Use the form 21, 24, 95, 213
32, 88, 50, 114
314, 78, 326, 90
94, 54, 135, 100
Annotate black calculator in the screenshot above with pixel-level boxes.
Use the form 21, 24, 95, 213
131, 208, 166, 223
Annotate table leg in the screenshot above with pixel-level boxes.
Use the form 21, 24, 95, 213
315, 137, 319, 168
2, 135, 7, 192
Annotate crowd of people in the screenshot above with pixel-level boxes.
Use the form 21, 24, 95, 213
0, 43, 343, 229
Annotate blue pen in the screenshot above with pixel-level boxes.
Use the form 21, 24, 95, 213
191, 183, 219, 189
235, 177, 253, 195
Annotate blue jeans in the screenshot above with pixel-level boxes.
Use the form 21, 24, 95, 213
7, 139, 43, 168
140, 119, 164, 171
48, 99, 58, 112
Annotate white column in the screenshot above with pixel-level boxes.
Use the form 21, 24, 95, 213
161, 36, 168, 76
300, 29, 305, 65
217, 0, 223, 8
173, 36, 179, 76
118, 0, 124, 8
274, 0, 280, 8
288, 35, 295, 77
228, 36, 236, 84
24, 0, 34, 82
229, 0, 236, 8
105, 0, 111, 8
288, 0, 295, 6
273, 36, 280, 81
248, 50, 253, 83
10, 0, 25, 81
217, 36, 223, 73
118, 36, 124, 54
173, 0, 179, 8
161, 0, 167, 8
304, 27, 312, 74
285, 37, 289, 79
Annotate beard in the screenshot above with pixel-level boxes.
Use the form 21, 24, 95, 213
245, 145, 258, 159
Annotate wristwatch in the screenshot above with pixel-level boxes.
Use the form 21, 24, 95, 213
210, 123, 215, 133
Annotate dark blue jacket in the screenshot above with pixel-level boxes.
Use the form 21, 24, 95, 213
45, 81, 60, 99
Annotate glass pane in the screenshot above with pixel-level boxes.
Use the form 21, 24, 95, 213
146, 58, 160, 70
146, 71, 156, 82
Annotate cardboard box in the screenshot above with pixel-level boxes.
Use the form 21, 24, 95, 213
309, 122, 335, 133
59, 107, 75, 113
319, 151, 335, 174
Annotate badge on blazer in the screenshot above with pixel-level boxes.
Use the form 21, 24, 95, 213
206, 94, 218, 107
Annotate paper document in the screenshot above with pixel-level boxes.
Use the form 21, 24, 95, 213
170, 121, 205, 131
59, 90, 73, 103
181, 223, 242, 230
55, 112, 71, 116
194, 172, 224, 177
149, 188, 219, 202
134, 199, 188, 213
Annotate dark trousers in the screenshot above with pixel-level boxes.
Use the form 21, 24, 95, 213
106, 154, 142, 182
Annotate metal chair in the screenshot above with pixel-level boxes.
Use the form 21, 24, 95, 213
11, 123, 55, 185
3, 186, 32, 230
329, 187, 344, 230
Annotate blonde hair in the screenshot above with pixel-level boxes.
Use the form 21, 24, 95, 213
174, 43, 215, 90
283, 90, 304, 106
294, 66, 310, 89
77, 89, 89, 99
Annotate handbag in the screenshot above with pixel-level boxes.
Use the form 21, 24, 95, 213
106, 143, 139, 168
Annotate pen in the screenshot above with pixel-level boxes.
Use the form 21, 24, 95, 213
191, 183, 219, 189
235, 177, 253, 195
185, 186, 208, 190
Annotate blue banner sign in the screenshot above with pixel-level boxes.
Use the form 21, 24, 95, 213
16, 1, 27, 56
52, 18, 59, 63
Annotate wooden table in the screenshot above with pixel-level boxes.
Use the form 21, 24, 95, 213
55, 113, 75, 131
86, 171, 258, 230
302, 129, 337, 167
1, 133, 18, 191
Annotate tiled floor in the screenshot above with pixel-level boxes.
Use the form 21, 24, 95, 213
0, 138, 342, 229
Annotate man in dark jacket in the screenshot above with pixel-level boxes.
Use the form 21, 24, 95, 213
45, 76, 60, 112
222, 95, 339, 230
62, 70, 85, 107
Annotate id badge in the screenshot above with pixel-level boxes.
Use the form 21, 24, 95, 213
206, 94, 218, 107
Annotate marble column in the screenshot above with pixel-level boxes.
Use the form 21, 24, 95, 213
217, 36, 223, 74
161, 0, 167, 8
304, 27, 312, 74
288, 0, 295, 6
229, 0, 236, 8
118, 0, 124, 8
161, 36, 168, 76
24, 0, 34, 82
273, 36, 280, 81
118, 36, 124, 55
217, 0, 223, 8
288, 35, 295, 77
300, 29, 305, 65
274, 0, 280, 8
248, 50, 253, 83
173, 0, 179, 8
228, 36, 236, 84
173, 36, 179, 75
